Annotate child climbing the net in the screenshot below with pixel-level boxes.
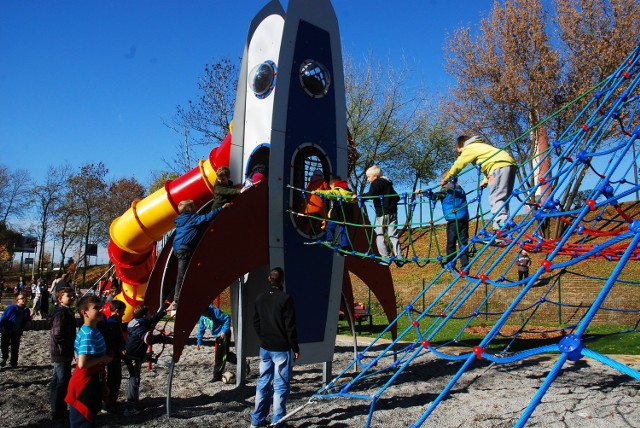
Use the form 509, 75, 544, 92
441, 135, 516, 232
434, 172, 470, 270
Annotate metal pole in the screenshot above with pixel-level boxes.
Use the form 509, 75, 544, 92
235, 276, 246, 386
50, 239, 56, 271
31, 243, 36, 279
558, 276, 562, 325
166, 361, 175, 417
485, 283, 489, 321
633, 142, 639, 201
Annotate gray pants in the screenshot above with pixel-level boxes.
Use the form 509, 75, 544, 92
488, 165, 516, 230
375, 214, 401, 257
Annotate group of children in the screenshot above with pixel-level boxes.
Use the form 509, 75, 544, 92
45, 286, 169, 426
310, 165, 405, 267
172, 133, 517, 276
306, 133, 518, 270
170, 165, 265, 312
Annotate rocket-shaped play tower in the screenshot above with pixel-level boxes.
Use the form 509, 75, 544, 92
107, 0, 397, 382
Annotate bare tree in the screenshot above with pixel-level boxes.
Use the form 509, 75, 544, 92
551, 0, 640, 219
554, 0, 640, 101
164, 58, 238, 174
0, 165, 33, 226
31, 164, 71, 275
50, 203, 79, 272
97, 177, 146, 242
66, 162, 108, 286
444, 0, 560, 190
345, 53, 450, 195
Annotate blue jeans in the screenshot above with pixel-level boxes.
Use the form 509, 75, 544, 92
251, 348, 292, 426
50, 361, 72, 415
325, 222, 349, 249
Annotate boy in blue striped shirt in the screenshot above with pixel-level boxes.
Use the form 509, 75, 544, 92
65, 295, 112, 427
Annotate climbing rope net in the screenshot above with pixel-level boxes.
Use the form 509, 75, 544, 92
288, 44, 640, 427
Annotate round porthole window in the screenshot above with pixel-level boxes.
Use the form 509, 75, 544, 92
249, 60, 277, 99
299, 59, 331, 98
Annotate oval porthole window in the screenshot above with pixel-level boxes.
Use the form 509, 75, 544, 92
298, 59, 331, 98
249, 60, 277, 99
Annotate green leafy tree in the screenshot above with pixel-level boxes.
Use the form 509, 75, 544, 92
148, 171, 179, 194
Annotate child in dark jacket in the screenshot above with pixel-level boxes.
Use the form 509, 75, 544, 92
358, 165, 403, 266
0, 293, 31, 368
171, 199, 227, 311
124, 304, 166, 410
98, 299, 127, 413
49, 287, 77, 420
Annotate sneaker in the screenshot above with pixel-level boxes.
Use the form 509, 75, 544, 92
377, 259, 391, 266
123, 407, 140, 416
211, 373, 222, 382
394, 260, 405, 268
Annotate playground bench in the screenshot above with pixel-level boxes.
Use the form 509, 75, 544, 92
353, 303, 372, 333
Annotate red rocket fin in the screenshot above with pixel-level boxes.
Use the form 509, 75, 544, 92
170, 183, 269, 362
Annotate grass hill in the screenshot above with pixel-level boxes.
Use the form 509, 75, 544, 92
349, 200, 640, 329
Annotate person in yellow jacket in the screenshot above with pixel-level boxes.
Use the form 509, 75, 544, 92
313, 177, 354, 251
441, 135, 516, 231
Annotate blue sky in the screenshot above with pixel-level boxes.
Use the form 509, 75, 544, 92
1, 0, 495, 186
1, 0, 497, 264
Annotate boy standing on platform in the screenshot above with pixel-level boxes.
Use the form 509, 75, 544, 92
357, 165, 403, 266
434, 174, 470, 270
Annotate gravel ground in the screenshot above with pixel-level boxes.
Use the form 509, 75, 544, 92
1, 326, 638, 427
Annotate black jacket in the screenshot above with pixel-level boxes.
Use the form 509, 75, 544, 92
48, 305, 77, 362
361, 176, 399, 216
98, 315, 125, 357
253, 286, 299, 353
125, 310, 165, 359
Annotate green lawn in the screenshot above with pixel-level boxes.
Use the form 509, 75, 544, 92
339, 313, 640, 355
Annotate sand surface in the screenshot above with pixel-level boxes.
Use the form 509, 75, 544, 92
1, 324, 638, 428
